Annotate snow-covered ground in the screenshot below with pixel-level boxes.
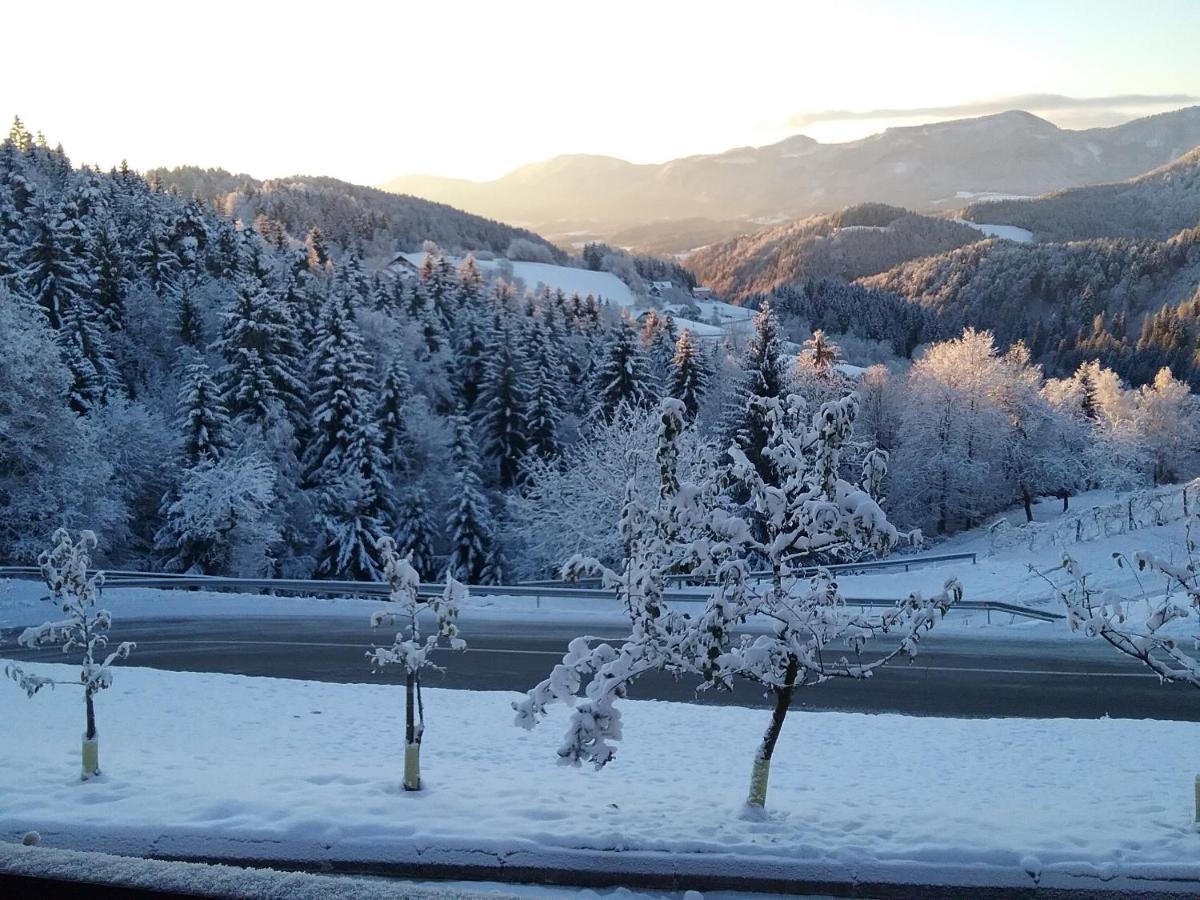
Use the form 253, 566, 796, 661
2, 663, 1198, 892
835, 485, 1195, 618
395, 251, 752, 344
399, 253, 634, 306
0, 579, 640, 632
955, 219, 1034, 242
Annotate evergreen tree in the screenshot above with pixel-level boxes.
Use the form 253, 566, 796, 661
668, 328, 708, 421
19, 196, 90, 330
592, 316, 656, 418
723, 301, 787, 479
394, 487, 438, 580
137, 207, 180, 293
477, 327, 530, 487
58, 296, 118, 413
304, 299, 392, 578
456, 254, 485, 315
524, 322, 565, 461
453, 305, 490, 412
177, 361, 230, 466
419, 252, 457, 330
376, 357, 414, 473
89, 218, 127, 330
305, 226, 330, 273
215, 244, 306, 424
171, 198, 209, 277
446, 414, 498, 584
799, 330, 840, 381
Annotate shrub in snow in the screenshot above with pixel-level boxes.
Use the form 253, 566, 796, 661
1041, 524, 1200, 818
4, 529, 135, 780
1043, 529, 1200, 688
515, 396, 960, 811
367, 537, 468, 791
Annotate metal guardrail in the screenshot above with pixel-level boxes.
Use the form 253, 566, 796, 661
519, 551, 979, 589
0, 566, 1059, 623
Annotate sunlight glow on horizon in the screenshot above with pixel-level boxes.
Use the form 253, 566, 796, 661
5, 0, 1199, 186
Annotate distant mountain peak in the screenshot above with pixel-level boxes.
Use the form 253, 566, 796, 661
380, 105, 1200, 249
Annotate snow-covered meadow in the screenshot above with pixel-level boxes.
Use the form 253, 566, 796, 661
1, 661, 1199, 892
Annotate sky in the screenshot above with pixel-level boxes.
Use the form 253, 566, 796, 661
4, 0, 1199, 186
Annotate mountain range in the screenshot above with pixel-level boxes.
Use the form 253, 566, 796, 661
959, 146, 1200, 243
382, 106, 1200, 252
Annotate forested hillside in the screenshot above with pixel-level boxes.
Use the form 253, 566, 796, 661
3, 118, 1199, 584
960, 147, 1200, 242
860, 226, 1200, 386
687, 204, 982, 300
147, 166, 564, 262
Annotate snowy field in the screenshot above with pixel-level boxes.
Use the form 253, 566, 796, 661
2, 662, 1199, 893
954, 219, 1035, 242
396, 252, 753, 344
399, 252, 634, 306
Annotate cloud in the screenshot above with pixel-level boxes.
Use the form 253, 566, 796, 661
785, 94, 1200, 128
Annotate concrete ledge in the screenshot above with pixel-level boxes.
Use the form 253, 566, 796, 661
7, 831, 1200, 899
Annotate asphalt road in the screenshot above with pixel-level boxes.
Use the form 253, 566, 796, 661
4, 615, 1199, 721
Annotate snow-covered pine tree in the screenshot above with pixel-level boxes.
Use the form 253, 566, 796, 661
88, 216, 127, 331
419, 252, 457, 331
799, 329, 839, 380
18, 195, 91, 330
722, 301, 787, 480
668, 328, 707, 421
394, 487, 438, 580
178, 361, 230, 467
376, 357, 414, 474
640, 309, 678, 380
175, 280, 204, 347
446, 414, 498, 583
476, 325, 530, 487
305, 226, 330, 274
592, 315, 657, 419
456, 254, 485, 316
523, 321, 565, 461
368, 538, 467, 791
4, 529, 135, 779
215, 238, 307, 426
171, 198, 209, 279
304, 297, 392, 579
452, 303, 490, 412
136, 205, 180, 294
57, 294, 119, 414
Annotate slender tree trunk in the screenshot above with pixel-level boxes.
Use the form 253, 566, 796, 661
746, 655, 799, 809
404, 671, 420, 791
1023, 488, 1034, 523
85, 691, 97, 741
82, 691, 99, 779
1060, 491, 1070, 513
